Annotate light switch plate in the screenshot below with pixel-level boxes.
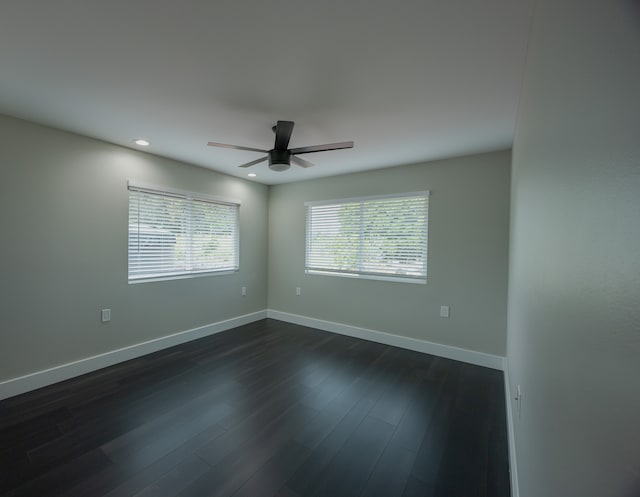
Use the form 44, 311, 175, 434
101, 309, 111, 323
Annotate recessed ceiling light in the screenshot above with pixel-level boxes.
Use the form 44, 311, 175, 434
134, 139, 150, 146
247, 173, 257, 177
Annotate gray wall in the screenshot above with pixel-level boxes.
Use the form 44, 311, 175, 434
507, 0, 640, 495
268, 150, 511, 356
0, 114, 269, 382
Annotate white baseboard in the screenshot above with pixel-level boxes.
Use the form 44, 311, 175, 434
266, 309, 504, 370
0, 310, 268, 400
503, 360, 520, 497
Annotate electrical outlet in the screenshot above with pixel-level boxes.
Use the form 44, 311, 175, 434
241, 286, 247, 296
296, 287, 301, 296
101, 309, 111, 323
440, 305, 450, 318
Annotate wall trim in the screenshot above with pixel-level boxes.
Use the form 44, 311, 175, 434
503, 359, 520, 497
267, 309, 505, 370
0, 310, 268, 400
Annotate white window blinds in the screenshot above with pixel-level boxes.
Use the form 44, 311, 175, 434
128, 183, 239, 281
305, 192, 429, 282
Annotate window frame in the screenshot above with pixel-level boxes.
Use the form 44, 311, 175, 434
304, 191, 429, 284
127, 181, 241, 283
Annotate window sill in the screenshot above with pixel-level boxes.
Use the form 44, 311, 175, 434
305, 270, 426, 285
128, 269, 238, 284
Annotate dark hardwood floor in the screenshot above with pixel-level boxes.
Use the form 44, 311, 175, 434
0, 319, 510, 497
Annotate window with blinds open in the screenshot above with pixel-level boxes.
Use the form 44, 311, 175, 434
305, 192, 429, 283
128, 182, 240, 282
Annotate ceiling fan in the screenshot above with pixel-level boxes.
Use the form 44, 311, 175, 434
207, 120, 354, 172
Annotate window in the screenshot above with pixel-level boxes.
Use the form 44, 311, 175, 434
128, 182, 240, 282
305, 192, 429, 283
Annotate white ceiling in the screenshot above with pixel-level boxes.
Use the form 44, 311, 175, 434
0, 0, 534, 185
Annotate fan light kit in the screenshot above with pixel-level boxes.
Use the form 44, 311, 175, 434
207, 121, 353, 172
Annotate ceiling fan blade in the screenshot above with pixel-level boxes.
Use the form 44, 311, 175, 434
291, 155, 314, 168
208, 142, 268, 153
274, 121, 295, 150
238, 156, 268, 168
289, 141, 354, 155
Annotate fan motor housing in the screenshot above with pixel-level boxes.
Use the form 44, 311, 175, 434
269, 149, 291, 171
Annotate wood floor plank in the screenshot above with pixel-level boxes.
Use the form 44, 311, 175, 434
401, 475, 430, 497
179, 404, 318, 497
284, 394, 383, 496
103, 401, 234, 468
293, 376, 369, 450
408, 360, 460, 490
307, 415, 396, 497
359, 441, 416, 497
230, 441, 311, 497
131, 455, 210, 497
60, 416, 228, 497
2, 449, 112, 497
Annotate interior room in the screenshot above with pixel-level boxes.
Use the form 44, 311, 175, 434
0, 0, 638, 496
